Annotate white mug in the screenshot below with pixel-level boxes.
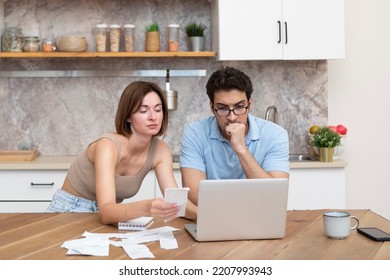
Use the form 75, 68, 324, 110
323, 211, 360, 239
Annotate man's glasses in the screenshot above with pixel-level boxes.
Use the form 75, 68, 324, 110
213, 106, 249, 116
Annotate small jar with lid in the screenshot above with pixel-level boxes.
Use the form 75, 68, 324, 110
23, 36, 40, 52
109, 24, 121, 52
95, 24, 107, 52
1, 27, 23, 52
167, 24, 179, 52
123, 24, 135, 52
41, 38, 56, 52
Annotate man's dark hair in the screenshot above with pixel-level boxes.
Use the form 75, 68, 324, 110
206, 66, 253, 103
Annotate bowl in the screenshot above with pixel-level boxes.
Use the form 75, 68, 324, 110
311, 134, 346, 159
57, 36, 88, 52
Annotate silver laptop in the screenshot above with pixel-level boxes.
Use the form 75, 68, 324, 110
185, 178, 289, 241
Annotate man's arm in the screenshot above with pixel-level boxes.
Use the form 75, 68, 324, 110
227, 122, 289, 179
235, 146, 289, 179
181, 167, 206, 206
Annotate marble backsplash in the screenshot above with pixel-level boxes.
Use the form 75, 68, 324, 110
0, 0, 327, 156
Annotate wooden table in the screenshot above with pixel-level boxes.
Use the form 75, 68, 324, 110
1, 209, 390, 260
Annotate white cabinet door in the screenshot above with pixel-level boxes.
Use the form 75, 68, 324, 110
282, 0, 345, 60
0, 170, 67, 213
211, 0, 345, 60
211, 0, 282, 60
288, 168, 346, 210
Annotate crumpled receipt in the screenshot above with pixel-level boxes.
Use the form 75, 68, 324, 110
62, 235, 109, 256
164, 187, 189, 219
61, 226, 179, 259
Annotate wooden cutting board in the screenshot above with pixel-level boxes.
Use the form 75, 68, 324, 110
0, 149, 38, 162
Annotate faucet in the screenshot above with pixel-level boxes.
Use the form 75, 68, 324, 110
265, 105, 278, 123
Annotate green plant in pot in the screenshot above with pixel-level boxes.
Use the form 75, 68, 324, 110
145, 22, 160, 52
185, 22, 206, 52
310, 126, 341, 162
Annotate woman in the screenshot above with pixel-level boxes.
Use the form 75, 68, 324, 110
47, 81, 195, 224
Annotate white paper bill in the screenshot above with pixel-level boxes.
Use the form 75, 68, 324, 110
164, 187, 189, 218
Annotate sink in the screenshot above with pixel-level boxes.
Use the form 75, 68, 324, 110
289, 154, 316, 162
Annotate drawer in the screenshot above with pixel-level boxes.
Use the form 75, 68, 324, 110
0, 201, 51, 213
0, 170, 67, 200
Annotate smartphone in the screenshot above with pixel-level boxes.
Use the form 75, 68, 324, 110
357, 227, 390, 241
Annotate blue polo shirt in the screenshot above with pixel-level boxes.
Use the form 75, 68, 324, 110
180, 114, 289, 179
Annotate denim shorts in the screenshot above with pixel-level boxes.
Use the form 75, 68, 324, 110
47, 189, 99, 213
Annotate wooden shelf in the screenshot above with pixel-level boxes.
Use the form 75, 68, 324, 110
0, 51, 216, 58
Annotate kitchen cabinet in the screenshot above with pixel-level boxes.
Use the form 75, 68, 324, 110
211, 0, 345, 60
0, 156, 346, 212
0, 169, 159, 212
0, 170, 67, 212
288, 167, 345, 210
171, 164, 345, 210
169, 165, 345, 210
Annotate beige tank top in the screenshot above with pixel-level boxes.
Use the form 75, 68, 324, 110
67, 134, 159, 203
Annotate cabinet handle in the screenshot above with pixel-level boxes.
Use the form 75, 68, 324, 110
30, 182, 55, 187
277, 21, 281, 44
284, 22, 288, 44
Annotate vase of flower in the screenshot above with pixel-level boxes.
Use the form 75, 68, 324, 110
310, 126, 341, 162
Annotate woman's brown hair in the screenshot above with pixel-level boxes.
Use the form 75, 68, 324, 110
115, 81, 168, 137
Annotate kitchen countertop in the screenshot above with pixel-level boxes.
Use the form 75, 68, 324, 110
0, 155, 347, 170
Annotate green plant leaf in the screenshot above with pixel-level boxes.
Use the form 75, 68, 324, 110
146, 22, 160, 32
185, 22, 206, 37
310, 126, 341, 148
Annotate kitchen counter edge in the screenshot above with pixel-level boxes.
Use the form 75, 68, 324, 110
0, 156, 347, 170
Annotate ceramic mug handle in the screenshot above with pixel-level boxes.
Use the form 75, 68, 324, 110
350, 216, 360, 230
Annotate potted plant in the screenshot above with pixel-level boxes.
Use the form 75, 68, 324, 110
185, 22, 206, 52
145, 22, 160, 52
310, 126, 341, 162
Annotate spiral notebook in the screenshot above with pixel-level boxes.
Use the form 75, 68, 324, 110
118, 216, 154, 231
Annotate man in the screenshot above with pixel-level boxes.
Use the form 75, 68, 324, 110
180, 66, 289, 206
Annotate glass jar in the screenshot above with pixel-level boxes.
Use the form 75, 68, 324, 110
95, 24, 107, 52
23, 36, 40, 52
168, 24, 179, 52
41, 38, 56, 52
109, 24, 121, 52
123, 24, 135, 52
1, 27, 23, 52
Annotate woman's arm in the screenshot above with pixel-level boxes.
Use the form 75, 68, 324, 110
92, 138, 153, 224
153, 140, 178, 191
154, 140, 197, 221
92, 138, 182, 224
